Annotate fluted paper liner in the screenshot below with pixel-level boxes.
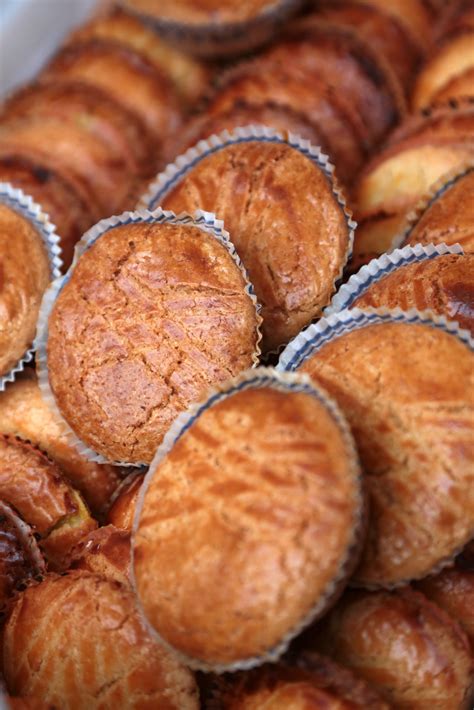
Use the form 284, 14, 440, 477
118, 0, 304, 58
324, 242, 464, 316
131, 366, 364, 672
0, 183, 62, 392
35, 208, 263, 468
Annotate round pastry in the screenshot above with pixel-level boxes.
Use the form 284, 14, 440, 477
67, 7, 212, 107
68, 525, 131, 586
209, 653, 389, 709
44, 213, 261, 464
42, 39, 182, 152
204, 61, 366, 184
412, 32, 474, 110
146, 132, 353, 352
351, 254, 474, 336
401, 164, 474, 252
416, 566, 474, 650
2, 571, 199, 709
107, 472, 143, 530
314, 588, 474, 710
119, 0, 303, 57
284, 317, 474, 587
0, 435, 96, 569
0, 370, 122, 516
133, 370, 363, 669
0, 155, 93, 268
0, 500, 46, 615
0, 193, 55, 381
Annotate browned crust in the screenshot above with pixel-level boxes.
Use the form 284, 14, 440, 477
430, 68, 474, 106
134, 386, 362, 666
47, 221, 260, 464
106, 472, 143, 530
0, 370, 123, 516
67, 525, 131, 586
299, 322, 474, 587
2, 571, 199, 708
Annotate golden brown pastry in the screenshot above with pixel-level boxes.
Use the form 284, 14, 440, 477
314, 588, 474, 709
68, 525, 131, 586
68, 8, 212, 107
0, 436, 96, 569
158, 139, 352, 352
46, 220, 260, 464
416, 567, 474, 650
2, 571, 199, 709
134, 381, 362, 668
402, 164, 474, 252
205, 61, 366, 185
42, 39, 182, 152
209, 653, 390, 709
0, 370, 122, 516
0, 500, 45, 615
0, 201, 51, 378
295, 321, 474, 587
358, 0, 432, 51
0, 155, 93, 268
311, 0, 423, 92
430, 68, 474, 105
107, 472, 143, 530
122, 0, 287, 24
412, 32, 474, 110
352, 254, 474, 335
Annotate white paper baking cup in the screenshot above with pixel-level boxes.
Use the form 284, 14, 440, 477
34, 207, 262, 468
277, 307, 474, 373
118, 0, 304, 58
131, 366, 364, 672
0, 183, 62, 392
324, 242, 464, 316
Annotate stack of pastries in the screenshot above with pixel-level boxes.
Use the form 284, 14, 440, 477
0, 0, 473, 708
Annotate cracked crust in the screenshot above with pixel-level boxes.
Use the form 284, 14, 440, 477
161, 141, 351, 352
0, 435, 97, 569
299, 322, 474, 587
134, 386, 362, 667
68, 525, 131, 586
315, 588, 474, 710
352, 254, 474, 336
2, 571, 199, 710
0, 203, 50, 377
0, 370, 123, 516
403, 166, 474, 252
47, 221, 260, 464
208, 652, 390, 709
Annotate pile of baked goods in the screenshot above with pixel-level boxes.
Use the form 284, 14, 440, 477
0, 0, 473, 708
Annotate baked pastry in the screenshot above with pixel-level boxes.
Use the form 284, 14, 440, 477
0, 198, 52, 379
412, 32, 474, 110
134, 375, 363, 668
351, 254, 474, 336
311, 0, 423, 92
0, 500, 46, 615
107, 472, 143, 530
68, 525, 131, 586
401, 163, 474, 252
314, 588, 474, 709
0, 156, 93, 268
358, 0, 432, 52
205, 61, 366, 184
42, 39, 182, 153
429, 69, 474, 106
0, 370, 122, 516
46, 216, 261, 464
416, 566, 474, 650
163, 101, 331, 171
0, 435, 96, 569
153, 136, 353, 352
291, 319, 474, 587
67, 7, 212, 107
2, 571, 199, 709
208, 653, 390, 709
